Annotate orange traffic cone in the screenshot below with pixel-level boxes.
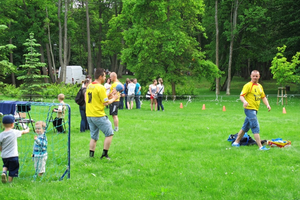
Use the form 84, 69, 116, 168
283, 107, 286, 114
180, 103, 183, 108
202, 104, 206, 110
222, 106, 226, 111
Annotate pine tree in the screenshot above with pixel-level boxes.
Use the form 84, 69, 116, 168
17, 32, 49, 100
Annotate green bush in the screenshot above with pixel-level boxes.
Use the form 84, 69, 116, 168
3, 84, 20, 97
2, 83, 81, 100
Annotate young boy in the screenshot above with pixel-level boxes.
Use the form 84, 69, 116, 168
53, 93, 66, 133
33, 121, 48, 176
0, 115, 30, 183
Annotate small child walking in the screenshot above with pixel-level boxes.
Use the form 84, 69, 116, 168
0, 115, 30, 183
33, 121, 48, 176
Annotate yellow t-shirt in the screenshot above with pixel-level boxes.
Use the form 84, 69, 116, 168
240, 82, 266, 111
86, 82, 109, 117
110, 81, 120, 102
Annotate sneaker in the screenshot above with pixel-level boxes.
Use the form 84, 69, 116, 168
232, 143, 240, 147
100, 155, 111, 160
2, 173, 7, 184
114, 127, 119, 132
259, 146, 270, 151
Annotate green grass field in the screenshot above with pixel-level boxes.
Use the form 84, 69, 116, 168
0, 92, 299, 199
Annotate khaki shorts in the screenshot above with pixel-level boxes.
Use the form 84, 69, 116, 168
34, 155, 48, 174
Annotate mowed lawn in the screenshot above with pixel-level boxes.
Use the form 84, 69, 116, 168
0, 94, 299, 200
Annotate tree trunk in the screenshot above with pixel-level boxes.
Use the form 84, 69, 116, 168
111, 54, 118, 72
46, 43, 55, 83
62, 0, 68, 83
215, 0, 220, 95
86, 0, 93, 76
58, 0, 68, 83
226, 0, 238, 95
39, 44, 49, 83
46, 7, 57, 82
97, 0, 103, 68
9, 32, 16, 86
171, 82, 176, 96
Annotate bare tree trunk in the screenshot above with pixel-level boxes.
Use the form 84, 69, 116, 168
46, 43, 55, 83
215, 0, 220, 95
58, 0, 68, 83
226, 0, 238, 95
46, 7, 57, 82
111, 54, 118, 72
247, 58, 251, 77
97, 0, 103, 68
171, 82, 176, 96
9, 24, 16, 86
62, 0, 68, 83
39, 44, 49, 83
86, 0, 93, 76
67, 38, 71, 65
58, 0, 63, 83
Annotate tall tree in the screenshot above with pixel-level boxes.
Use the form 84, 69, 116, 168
120, 0, 219, 95
17, 33, 48, 100
58, 0, 69, 83
215, 0, 220, 95
86, 0, 93, 76
226, 0, 239, 95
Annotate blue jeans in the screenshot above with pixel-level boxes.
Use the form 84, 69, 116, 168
135, 94, 141, 109
119, 97, 124, 109
87, 116, 114, 140
242, 109, 259, 133
157, 96, 164, 111
79, 105, 88, 132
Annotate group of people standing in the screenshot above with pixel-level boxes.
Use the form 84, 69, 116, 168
78, 70, 166, 160
104, 78, 142, 110
149, 78, 164, 111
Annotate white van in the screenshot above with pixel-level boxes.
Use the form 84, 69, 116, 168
58, 66, 86, 84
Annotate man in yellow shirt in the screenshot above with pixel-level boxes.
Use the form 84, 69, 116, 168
109, 72, 121, 132
232, 70, 271, 150
86, 68, 119, 159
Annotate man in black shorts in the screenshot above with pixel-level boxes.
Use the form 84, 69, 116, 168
109, 72, 121, 132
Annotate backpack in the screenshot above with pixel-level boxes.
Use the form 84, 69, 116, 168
227, 133, 257, 146
75, 88, 86, 106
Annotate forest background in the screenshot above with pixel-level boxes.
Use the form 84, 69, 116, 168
0, 0, 299, 97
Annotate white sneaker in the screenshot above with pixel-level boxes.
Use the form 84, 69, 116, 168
2, 173, 7, 184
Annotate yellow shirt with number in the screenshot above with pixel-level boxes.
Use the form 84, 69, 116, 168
110, 81, 120, 102
240, 82, 266, 111
86, 82, 109, 117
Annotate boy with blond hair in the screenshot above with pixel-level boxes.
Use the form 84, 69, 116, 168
0, 115, 30, 183
53, 93, 66, 133
33, 121, 48, 176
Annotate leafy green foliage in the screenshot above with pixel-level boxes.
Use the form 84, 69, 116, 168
2, 83, 20, 97
270, 45, 300, 86
119, 0, 220, 95
0, 25, 16, 78
17, 32, 49, 100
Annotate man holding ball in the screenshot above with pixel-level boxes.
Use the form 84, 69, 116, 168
232, 70, 271, 150
86, 68, 119, 159
109, 72, 122, 132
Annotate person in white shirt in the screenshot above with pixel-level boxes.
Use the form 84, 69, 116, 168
127, 79, 136, 109
156, 78, 165, 111
149, 79, 158, 111
104, 78, 111, 96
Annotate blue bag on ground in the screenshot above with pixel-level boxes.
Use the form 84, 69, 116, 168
227, 133, 257, 146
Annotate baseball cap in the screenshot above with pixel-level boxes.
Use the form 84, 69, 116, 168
2, 115, 15, 124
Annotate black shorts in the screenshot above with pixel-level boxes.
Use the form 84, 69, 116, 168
2, 157, 19, 177
110, 102, 119, 116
